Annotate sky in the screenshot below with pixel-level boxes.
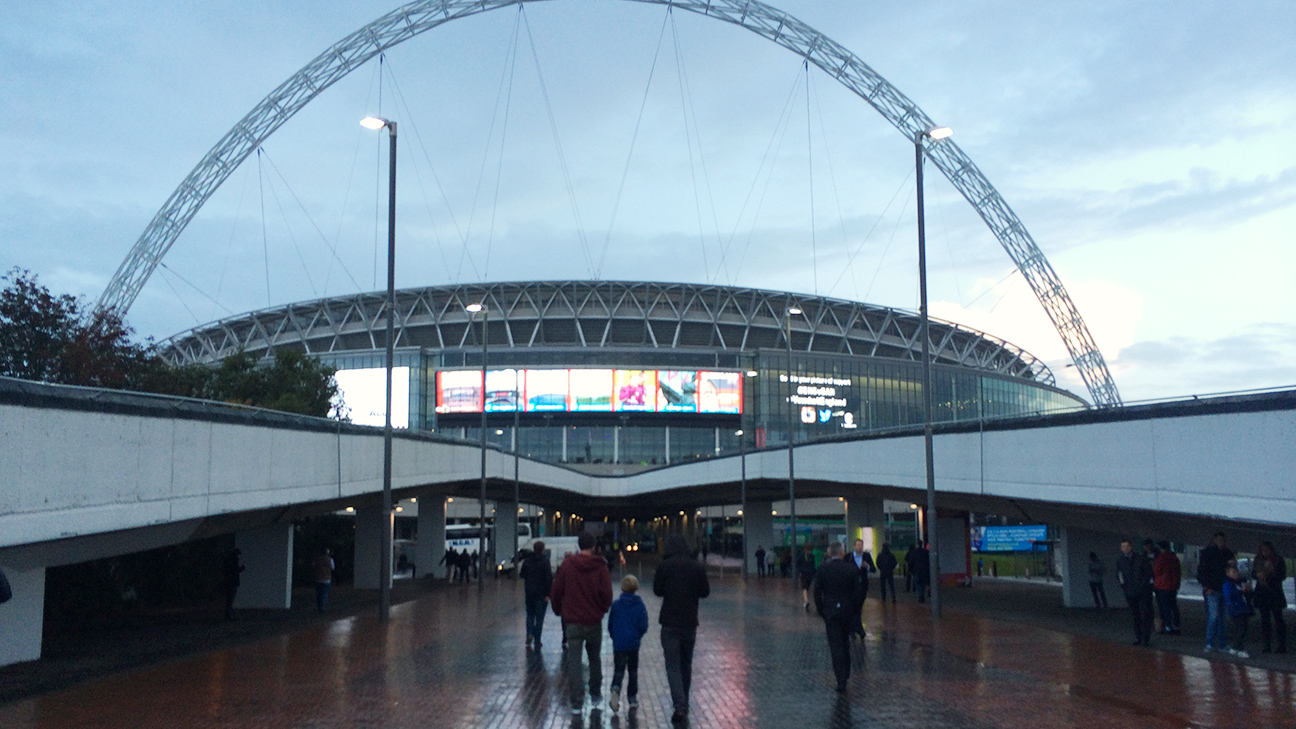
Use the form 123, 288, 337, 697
3, 0, 1294, 405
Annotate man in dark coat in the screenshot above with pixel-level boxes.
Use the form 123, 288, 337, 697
876, 542, 899, 604
848, 539, 876, 637
1116, 538, 1155, 646
551, 532, 613, 713
221, 548, 244, 621
907, 542, 931, 603
814, 541, 864, 693
519, 541, 553, 650
755, 546, 767, 577
1196, 531, 1235, 653
653, 534, 711, 724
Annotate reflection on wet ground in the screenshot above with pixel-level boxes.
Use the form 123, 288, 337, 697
0, 575, 1290, 728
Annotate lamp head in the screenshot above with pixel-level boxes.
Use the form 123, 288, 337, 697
787, 307, 802, 316
465, 303, 484, 313
926, 126, 953, 140
360, 116, 389, 130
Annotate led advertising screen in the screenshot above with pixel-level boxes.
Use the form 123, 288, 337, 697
970, 525, 1049, 552
435, 370, 481, 414
569, 369, 613, 411
334, 366, 410, 427
614, 370, 657, 412
524, 369, 569, 412
436, 368, 741, 416
485, 368, 519, 412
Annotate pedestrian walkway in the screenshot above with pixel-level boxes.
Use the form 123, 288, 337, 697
1, 574, 1292, 728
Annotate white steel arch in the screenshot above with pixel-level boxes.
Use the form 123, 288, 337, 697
96, 0, 1121, 407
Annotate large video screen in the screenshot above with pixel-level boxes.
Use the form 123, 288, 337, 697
334, 366, 410, 427
437, 368, 742, 415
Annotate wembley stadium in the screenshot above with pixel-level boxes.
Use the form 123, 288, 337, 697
162, 280, 1086, 465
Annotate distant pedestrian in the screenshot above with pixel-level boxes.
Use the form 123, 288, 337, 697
653, 534, 711, 724
1088, 552, 1109, 608
550, 532, 613, 714
469, 550, 479, 580
977, 557, 984, 577
1116, 538, 1154, 646
814, 541, 864, 693
848, 539, 876, 637
1152, 540, 1182, 634
1252, 541, 1287, 654
1223, 563, 1254, 658
908, 542, 931, 604
607, 575, 649, 713
314, 548, 334, 612
221, 548, 244, 621
876, 542, 898, 604
755, 546, 767, 577
519, 541, 553, 651
1197, 531, 1235, 654
798, 545, 817, 611
441, 547, 457, 581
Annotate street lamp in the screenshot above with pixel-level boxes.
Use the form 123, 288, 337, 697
467, 301, 487, 591
361, 115, 397, 622
737, 428, 746, 579
785, 305, 801, 586
916, 125, 951, 618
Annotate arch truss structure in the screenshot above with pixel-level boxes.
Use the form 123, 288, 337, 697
97, 0, 1121, 407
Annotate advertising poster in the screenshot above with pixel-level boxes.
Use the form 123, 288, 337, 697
335, 366, 410, 427
697, 371, 742, 414
614, 370, 657, 411
970, 525, 1048, 552
484, 369, 519, 411
524, 369, 569, 412
569, 369, 613, 411
436, 369, 481, 414
657, 370, 698, 412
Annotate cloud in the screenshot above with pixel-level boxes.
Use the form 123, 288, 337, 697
1111, 323, 1296, 401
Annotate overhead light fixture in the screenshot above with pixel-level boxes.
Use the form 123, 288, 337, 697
787, 307, 802, 316
927, 126, 953, 140
746, 370, 759, 377
360, 116, 389, 130
465, 302, 484, 313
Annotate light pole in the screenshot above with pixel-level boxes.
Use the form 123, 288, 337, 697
361, 115, 397, 622
737, 427, 746, 579
916, 125, 952, 618
785, 306, 801, 586
513, 372, 520, 557
467, 301, 487, 592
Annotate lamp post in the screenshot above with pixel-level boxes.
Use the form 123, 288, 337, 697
361, 115, 397, 622
513, 371, 520, 556
467, 302, 487, 592
916, 125, 952, 619
737, 428, 746, 579
785, 306, 801, 586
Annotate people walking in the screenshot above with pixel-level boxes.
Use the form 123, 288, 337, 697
653, 534, 711, 724
755, 546, 767, 577
908, 542, 931, 604
314, 548, 334, 612
441, 547, 456, 581
519, 541, 553, 651
798, 544, 817, 611
1087, 552, 1109, 608
848, 539, 876, 638
607, 575, 649, 713
1152, 540, 1181, 634
876, 542, 898, 604
1253, 540, 1288, 654
550, 532, 613, 714
1197, 531, 1235, 654
1116, 538, 1154, 646
814, 541, 864, 693
1223, 563, 1254, 658
221, 548, 244, 621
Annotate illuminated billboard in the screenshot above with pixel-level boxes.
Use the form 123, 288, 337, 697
437, 368, 741, 415
335, 366, 410, 427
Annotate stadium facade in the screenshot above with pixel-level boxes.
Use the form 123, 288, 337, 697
163, 281, 1086, 465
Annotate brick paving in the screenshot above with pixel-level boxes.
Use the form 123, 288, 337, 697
1, 573, 1293, 728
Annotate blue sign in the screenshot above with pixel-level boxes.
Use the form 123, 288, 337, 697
971, 525, 1048, 552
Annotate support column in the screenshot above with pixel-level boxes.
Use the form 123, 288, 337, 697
493, 501, 518, 570
0, 562, 45, 667
234, 523, 293, 609
415, 492, 446, 580
1058, 525, 1125, 608
744, 500, 774, 575
845, 495, 886, 554
353, 504, 391, 591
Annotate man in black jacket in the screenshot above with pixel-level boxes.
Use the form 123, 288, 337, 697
1196, 531, 1235, 653
907, 542, 931, 603
519, 542, 553, 650
876, 542, 898, 604
1116, 538, 1155, 646
814, 541, 864, 692
653, 534, 710, 724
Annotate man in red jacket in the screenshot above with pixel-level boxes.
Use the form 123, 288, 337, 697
551, 531, 613, 714
1152, 539, 1182, 635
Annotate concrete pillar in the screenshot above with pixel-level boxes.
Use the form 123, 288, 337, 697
494, 501, 518, 568
0, 563, 45, 667
234, 523, 294, 609
744, 500, 774, 575
353, 505, 392, 591
845, 495, 886, 554
1058, 525, 1126, 608
415, 493, 446, 580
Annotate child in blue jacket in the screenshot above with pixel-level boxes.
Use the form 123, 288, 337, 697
1223, 563, 1254, 658
607, 574, 649, 712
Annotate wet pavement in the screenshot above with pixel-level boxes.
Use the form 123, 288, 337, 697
1, 574, 1292, 728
